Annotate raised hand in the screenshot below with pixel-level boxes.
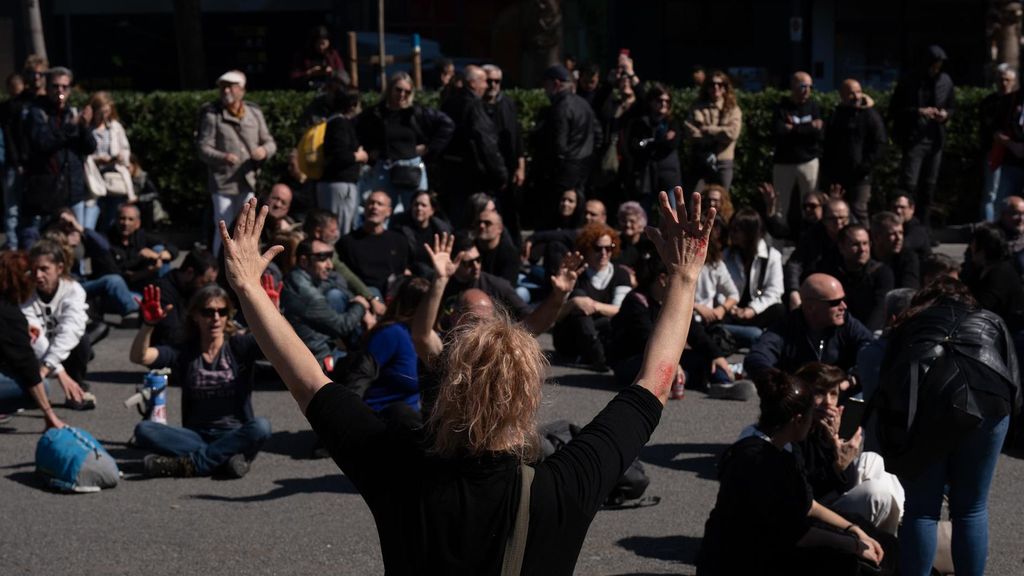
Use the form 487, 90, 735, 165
138, 284, 172, 326
758, 182, 777, 215
261, 272, 283, 309
424, 232, 462, 280
219, 198, 285, 294
645, 187, 716, 283
551, 251, 584, 294
827, 183, 846, 200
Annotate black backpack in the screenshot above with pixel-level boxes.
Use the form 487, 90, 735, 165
537, 419, 659, 509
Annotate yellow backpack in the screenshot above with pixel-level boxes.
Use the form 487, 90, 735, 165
296, 114, 342, 180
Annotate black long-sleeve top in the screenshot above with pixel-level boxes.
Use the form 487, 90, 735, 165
306, 381, 662, 576
321, 114, 362, 183
485, 94, 525, 179
772, 98, 823, 164
106, 228, 179, 292
0, 300, 42, 390
822, 104, 887, 185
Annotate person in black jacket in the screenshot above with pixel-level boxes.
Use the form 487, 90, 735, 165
317, 87, 368, 236
784, 199, 850, 310
106, 204, 178, 292
532, 65, 601, 212
889, 45, 955, 228
871, 211, 920, 289
23, 66, 96, 245
439, 65, 507, 228
356, 71, 454, 214
0, 251, 64, 428
2, 56, 48, 251
482, 64, 526, 243
890, 192, 932, 264
772, 71, 824, 234
824, 224, 894, 331
622, 83, 682, 205
964, 222, 1024, 333
822, 79, 887, 223
980, 66, 1016, 221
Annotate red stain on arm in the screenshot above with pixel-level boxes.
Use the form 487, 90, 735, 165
653, 361, 676, 398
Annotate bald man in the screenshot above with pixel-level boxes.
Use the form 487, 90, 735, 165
440, 64, 507, 227
107, 203, 178, 291
771, 71, 824, 236
822, 78, 887, 223
744, 273, 873, 378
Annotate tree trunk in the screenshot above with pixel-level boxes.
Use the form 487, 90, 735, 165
23, 0, 47, 60
987, 1, 1023, 83
173, 0, 207, 89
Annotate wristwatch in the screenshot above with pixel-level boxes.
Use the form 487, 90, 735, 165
43, 360, 59, 374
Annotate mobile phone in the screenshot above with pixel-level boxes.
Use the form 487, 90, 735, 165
838, 397, 865, 440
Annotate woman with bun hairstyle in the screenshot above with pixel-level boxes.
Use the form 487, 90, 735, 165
697, 368, 884, 575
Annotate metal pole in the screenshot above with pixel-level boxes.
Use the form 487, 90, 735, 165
378, 0, 386, 92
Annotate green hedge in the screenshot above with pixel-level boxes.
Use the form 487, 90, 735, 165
90, 86, 990, 227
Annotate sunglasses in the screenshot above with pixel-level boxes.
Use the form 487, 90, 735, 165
310, 251, 333, 262
394, 88, 412, 96
816, 297, 845, 307
593, 243, 616, 253
487, 78, 501, 85
461, 256, 481, 266
711, 81, 726, 88
200, 307, 229, 318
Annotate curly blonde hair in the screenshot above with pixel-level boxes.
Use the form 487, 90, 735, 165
428, 313, 546, 462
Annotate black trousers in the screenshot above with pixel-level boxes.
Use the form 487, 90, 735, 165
899, 138, 943, 227
552, 312, 611, 365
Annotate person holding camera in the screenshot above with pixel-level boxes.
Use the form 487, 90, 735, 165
822, 79, 887, 224
622, 83, 682, 204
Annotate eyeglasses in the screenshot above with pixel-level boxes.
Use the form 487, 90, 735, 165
711, 81, 726, 88
311, 251, 333, 262
656, 98, 671, 104
798, 83, 811, 90
200, 307, 229, 318
824, 216, 849, 223
50, 83, 70, 91
461, 256, 481, 266
487, 78, 502, 85
803, 202, 822, 210
593, 243, 616, 253
478, 220, 495, 227
394, 88, 412, 96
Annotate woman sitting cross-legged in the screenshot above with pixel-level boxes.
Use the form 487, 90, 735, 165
697, 368, 884, 575
129, 284, 271, 478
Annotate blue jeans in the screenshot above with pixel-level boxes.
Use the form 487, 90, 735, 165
364, 158, 427, 215
997, 164, 1024, 205
0, 371, 47, 414
324, 287, 349, 314
3, 167, 20, 248
82, 274, 140, 315
982, 163, 1002, 222
71, 198, 100, 231
721, 323, 764, 348
133, 417, 272, 476
898, 415, 1010, 576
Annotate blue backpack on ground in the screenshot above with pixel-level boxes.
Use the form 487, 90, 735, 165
35, 426, 119, 493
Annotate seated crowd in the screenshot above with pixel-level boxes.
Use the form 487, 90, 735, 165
2, 46, 1022, 576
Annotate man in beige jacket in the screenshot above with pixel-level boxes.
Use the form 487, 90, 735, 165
196, 70, 276, 254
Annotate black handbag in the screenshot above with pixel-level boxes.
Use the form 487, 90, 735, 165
389, 163, 422, 189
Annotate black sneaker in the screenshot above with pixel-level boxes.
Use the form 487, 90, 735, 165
143, 454, 196, 477
226, 454, 250, 479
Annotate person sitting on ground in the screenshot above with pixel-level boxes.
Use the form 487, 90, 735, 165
130, 284, 272, 478
552, 223, 633, 371
217, 188, 711, 574
336, 190, 410, 296
612, 201, 656, 277
760, 182, 826, 242
0, 251, 65, 429
697, 369, 885, 575
871, 211, 920, 289
745, 273, 873, 380
854, 288, 917, 405
474, 209, 520, 285
21, 240, 94, 410
921, 253, 959, 286
824, 224, 894, 332
703, 183, 734, 223
693, 217, 739, 328
890, 192, 932, 264
722, 208, 785, 346
793, 363, 905, 535
150, 249, 219, 346
281, 238, 374, 372
962, 222, 1024, 335
391, 190, 453, 278
107, 204, 178, 292
784, 198, 851, 310
302, 208, 386, 316
260, 183, 297, 240
990, 195, 1024, 277
610, 252, 734, 391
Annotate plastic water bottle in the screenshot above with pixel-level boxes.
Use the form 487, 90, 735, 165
144, 370, 169, 424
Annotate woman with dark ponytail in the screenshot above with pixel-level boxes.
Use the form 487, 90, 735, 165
697, 369, 884, 575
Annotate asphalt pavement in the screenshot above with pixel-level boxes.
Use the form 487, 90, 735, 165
2, 243, 1024, 575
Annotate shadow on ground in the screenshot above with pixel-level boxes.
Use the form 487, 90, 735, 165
547, 372, 621, 392
641, 442, 728, 480
617, 533, 703, 565
189, 473, 358, 503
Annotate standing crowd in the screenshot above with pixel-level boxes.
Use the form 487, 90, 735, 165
1, 34, 1022, 576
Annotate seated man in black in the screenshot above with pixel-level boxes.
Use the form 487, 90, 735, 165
824, 223, 894, 332
889, 192, 932, 264
474, 208, 520, 285
281, 238, 372, 370
870, 211, 920, 289
443, 235, 531, 320
108, 204, 178, 292
151, 250, 219, 346
745, 273, 873, 379
784, 198, 850, 310
304, 208, 385, 316
336, 191, 409, 296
